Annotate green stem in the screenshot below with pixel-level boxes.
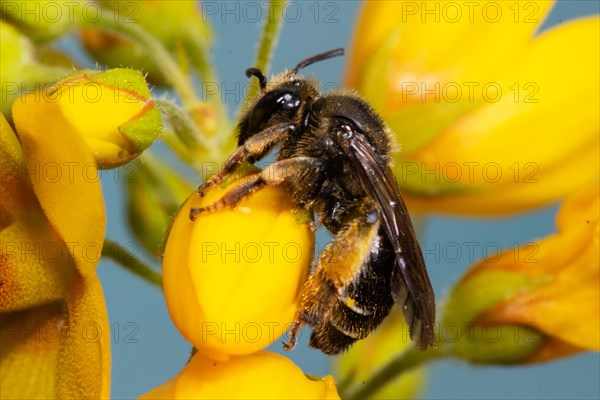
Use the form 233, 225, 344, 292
226, 0, 287, 150
184, 33, 231, 147
102, 239, 162, 289
160, 128, 197, 166
76, 9, 198, 110
155, 104, 224, 167
344, 347, 442, 399
155, 99, 204, 147
253, 0, 287, 80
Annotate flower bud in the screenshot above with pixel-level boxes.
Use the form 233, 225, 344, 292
441, 184, 599, 364
162, 169, 314, 359
12, 68, 162, 168
140, 351, 339, 399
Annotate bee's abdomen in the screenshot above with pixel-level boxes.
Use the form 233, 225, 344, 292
309, 232, 395, 355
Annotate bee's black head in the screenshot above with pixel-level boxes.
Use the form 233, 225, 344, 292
239, 49, 345, 143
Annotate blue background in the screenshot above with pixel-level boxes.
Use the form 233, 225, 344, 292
90, 1, 600, 398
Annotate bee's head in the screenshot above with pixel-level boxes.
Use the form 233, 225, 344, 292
238, 49, 344, 144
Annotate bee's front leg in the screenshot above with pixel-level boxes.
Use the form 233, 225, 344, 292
196, 124, 295, 196
191, 155, 323, 221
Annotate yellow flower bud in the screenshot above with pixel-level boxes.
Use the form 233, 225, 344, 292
441, 184, 599, 364
139, 351, 339, 399
12, 68, 162, 168
162, 170, 314, 359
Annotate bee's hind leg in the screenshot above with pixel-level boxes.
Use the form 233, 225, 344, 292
284, 198, 381, 354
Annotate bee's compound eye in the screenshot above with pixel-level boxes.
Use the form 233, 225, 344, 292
281, 93, 301, 110
248, 89, 301, 134
292, 80, 301, 87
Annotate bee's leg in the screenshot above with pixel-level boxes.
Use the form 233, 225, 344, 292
194, 156, 324, 216
197, 123, 296, 195
284, 199, 380, 352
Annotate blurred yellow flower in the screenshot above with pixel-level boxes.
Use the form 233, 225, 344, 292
442, 183, 599, 364
0, 113, 110, 398
346, 1, 599, 215
162, 168, 314, 360
0, 0, 81, 42
12, 68, 162, 168
140, 350, 339, 399
0, 21, 70, 114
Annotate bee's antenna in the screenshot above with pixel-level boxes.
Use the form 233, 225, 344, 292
289, 48, 344, 75
246, 67, 267, 90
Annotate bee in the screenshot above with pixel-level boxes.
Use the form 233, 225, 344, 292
190, 48, 435, 354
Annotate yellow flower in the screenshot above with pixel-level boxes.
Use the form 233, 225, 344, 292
162, 167, 314, 360
346, 1, 599, 215
1, 113, 110, 397
140, 350, 340, 399
81, 0, 211, 86
441, 184, 599, 364
11, 68, 162, 168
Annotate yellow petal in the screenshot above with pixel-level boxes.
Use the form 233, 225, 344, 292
139, 351, 339, 399
57, 275, 111, 399
0, 302, 66, 399
1, 114, 76, 311
346, 1, 555, 154
347, 1, 554, 88
163, 170, 314, 359
524, 338, 584, 363
0, 276, 110, 399
12, 94, 106, 277
403, 18, 600, 214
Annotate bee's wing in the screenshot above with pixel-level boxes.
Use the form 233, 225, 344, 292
339, 131, 435, 350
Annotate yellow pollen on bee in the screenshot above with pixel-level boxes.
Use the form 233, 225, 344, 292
346, 297, 356, 308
